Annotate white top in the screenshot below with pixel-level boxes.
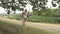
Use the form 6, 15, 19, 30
22, 11, 28, 18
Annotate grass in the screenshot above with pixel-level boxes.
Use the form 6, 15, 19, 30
0, 18, 54, 34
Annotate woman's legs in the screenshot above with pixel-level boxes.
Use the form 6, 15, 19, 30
22, 18, 26, 25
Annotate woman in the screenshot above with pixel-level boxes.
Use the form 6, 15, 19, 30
21, 9, 28, 25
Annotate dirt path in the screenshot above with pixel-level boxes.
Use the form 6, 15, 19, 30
0, 17, 60, 34
26, 22, 60, 34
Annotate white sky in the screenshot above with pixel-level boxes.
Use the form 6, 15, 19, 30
0, 7, 7, 13
0, 0, 59, 13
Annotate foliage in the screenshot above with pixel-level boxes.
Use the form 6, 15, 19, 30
51, 0, 60, 8
27, 15, 60, 23
8, 14, 22, 20
0, 0, 60, 16
6, 9, 12, 15
33, 8, 54, 16
0, 0, 26, 10
27, 9, 60, 23
29, 0, 48, 11
0, 0, 48, 13
0, 0, 26, 15
8, 9, 60, 23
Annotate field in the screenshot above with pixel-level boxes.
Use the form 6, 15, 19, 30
0, 18, 54, 34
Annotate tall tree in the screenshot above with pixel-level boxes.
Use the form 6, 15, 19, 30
0, 0, 27, 14
29, 0, 48, 11
0, 0, 48, 12
28, 0, 48, 16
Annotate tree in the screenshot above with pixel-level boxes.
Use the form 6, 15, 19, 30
28, 0, 48, 16
0, 0, 27, 14
0, 0, 48, 16
0, 0, 48, 12
29, 0, 48, 11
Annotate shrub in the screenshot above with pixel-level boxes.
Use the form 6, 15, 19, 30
8, 13, 60, 23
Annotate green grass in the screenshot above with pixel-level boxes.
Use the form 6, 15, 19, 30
0, 18, 54, 34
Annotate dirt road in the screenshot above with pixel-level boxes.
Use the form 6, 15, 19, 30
0, 17, 60, 34
26, 22, 60, 34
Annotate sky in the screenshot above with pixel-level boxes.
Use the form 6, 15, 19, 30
0, 0, 59, 13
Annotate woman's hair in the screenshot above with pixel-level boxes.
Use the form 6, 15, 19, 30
25, 9, 27, 12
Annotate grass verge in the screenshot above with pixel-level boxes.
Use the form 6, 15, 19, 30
0, 18, 54, 34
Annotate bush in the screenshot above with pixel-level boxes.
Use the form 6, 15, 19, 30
27, 15, 60, 23
8, 13, 60, 23
8, 16, 16, 19
8, 14, 22, 20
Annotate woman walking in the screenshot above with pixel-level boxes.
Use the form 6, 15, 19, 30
21, 9, 28, 25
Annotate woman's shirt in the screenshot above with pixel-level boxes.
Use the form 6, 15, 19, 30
22, 11, 28, 18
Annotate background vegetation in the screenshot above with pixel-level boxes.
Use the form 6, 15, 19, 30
8, 8, 60, 23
